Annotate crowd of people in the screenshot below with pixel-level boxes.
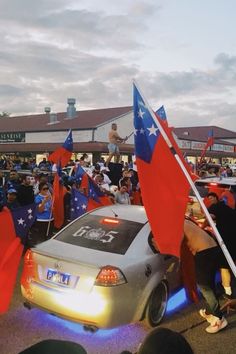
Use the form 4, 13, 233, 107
0, 154, 142, 247
1, 148, 236, 340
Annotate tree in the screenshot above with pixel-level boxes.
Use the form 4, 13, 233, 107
0, 111, 10, 117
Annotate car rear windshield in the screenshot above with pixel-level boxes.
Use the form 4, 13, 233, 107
55, 214, 144, 255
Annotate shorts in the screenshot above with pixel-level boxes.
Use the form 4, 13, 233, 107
108, 143, 119, 154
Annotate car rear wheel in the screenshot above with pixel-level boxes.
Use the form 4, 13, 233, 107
144, 280, 168, 328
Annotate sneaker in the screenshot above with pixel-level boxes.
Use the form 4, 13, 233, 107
205, 316, 228, 333
199, 309, 213, 323
222, 293, 233, 301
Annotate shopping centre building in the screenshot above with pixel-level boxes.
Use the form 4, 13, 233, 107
0, 98, 236, 165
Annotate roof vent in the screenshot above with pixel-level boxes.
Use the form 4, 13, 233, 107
44, 107, 51, 114
66, 98, 76, 119
48, 112, 59, 125
183, 131, 189, 136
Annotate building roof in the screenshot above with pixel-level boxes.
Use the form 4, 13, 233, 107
0, 142, 134, 154
0, 106, 133, 133
173, 125, 236, 142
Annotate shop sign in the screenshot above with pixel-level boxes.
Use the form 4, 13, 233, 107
177, 140, 191, 149
211, 144, 224, 151
223, 145, 234, 153
191, 141, 206, 150
0, 132, 25, 143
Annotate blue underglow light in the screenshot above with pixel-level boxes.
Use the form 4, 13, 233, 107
44, 312, 121, 338
166, 288, 188, 313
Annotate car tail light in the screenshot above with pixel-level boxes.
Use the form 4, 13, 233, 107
24, 249, 34, 266
21, 249, 36, 288
94, 265, 127, 286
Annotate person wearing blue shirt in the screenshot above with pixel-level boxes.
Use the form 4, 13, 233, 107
29, 182, 54, 246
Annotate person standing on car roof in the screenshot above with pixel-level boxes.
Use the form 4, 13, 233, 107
203, 192, 236, 299
106, 123, 127, 166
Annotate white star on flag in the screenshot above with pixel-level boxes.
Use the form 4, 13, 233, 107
18, 218, 25, 225
138, 108, 145, 119
28, 214, 33, 219
147, 124, 158, 136
140, 128, 145, 134
28, 209, 32, 214
82, 204, 87, 210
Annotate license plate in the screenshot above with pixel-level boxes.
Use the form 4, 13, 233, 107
47, 269, 70, 286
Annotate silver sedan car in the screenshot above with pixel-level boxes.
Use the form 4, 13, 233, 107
21, 205, 181, 331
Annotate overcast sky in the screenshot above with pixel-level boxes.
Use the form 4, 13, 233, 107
0, 0, 236, 130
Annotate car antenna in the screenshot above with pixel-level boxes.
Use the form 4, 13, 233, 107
110, 208, 118, 217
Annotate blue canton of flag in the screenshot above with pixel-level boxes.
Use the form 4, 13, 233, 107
75, 165, 86, 184
11, 203, 37, 242
133, 83, 160, 163
62, 129, 73, 152
70, 189, 88, 220
88, 179, 104, 203
156, 105, 167, 122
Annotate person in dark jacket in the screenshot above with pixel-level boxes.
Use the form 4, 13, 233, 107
17, 174, 35, 206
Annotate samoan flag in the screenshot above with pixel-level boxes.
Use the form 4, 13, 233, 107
156, 105, 167, 124
70, 188, 88, 220
75, 165, 86, 184
199, 129, 214, 164
11, 203, 37, 243
88, 178, 104, 203
48, 129, 73, 167
133, 82, 190, 258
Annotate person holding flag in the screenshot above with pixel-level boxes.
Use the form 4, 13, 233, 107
30, 182, 54, 246
133, 81, 236, 332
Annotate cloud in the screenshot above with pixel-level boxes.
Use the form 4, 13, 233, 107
0, 1, 236, 131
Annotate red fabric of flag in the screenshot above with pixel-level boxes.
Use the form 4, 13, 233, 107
53, 172, 66, 229
0, 207, 23, 314
134, 84, 190, 257
136, 128, 190, 257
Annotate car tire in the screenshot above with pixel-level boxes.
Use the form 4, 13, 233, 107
144, 280, 168, 328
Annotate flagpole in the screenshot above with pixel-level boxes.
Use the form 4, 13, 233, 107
46, 195, 54, 238
134, 80, 236, 278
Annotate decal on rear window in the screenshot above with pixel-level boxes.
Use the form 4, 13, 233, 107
55, 215, 143, 255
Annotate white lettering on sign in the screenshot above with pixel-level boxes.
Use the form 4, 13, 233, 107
72, 226, 118, 243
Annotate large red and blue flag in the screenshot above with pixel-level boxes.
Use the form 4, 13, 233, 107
199, 129, 214, 164
156, 105, 167, 125
0, 204, 37, 313
48, 129, 73, 167
133, 83, 190, 257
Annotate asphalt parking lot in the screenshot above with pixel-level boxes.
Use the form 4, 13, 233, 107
0, 259, 236, 354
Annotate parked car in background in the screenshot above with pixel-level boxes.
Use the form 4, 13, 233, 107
187, 177, 236, 221
21, 205, 181, 331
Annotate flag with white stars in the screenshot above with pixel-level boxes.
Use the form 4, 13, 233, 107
133, 86, 161, 163
75, 164, 85, 184
156, 105, 167, 124
88, 179, 104, 203
133, 83, 190, 258
70, 188, 88, 220
11, 203, 37, 242
48, 129, 73, 167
